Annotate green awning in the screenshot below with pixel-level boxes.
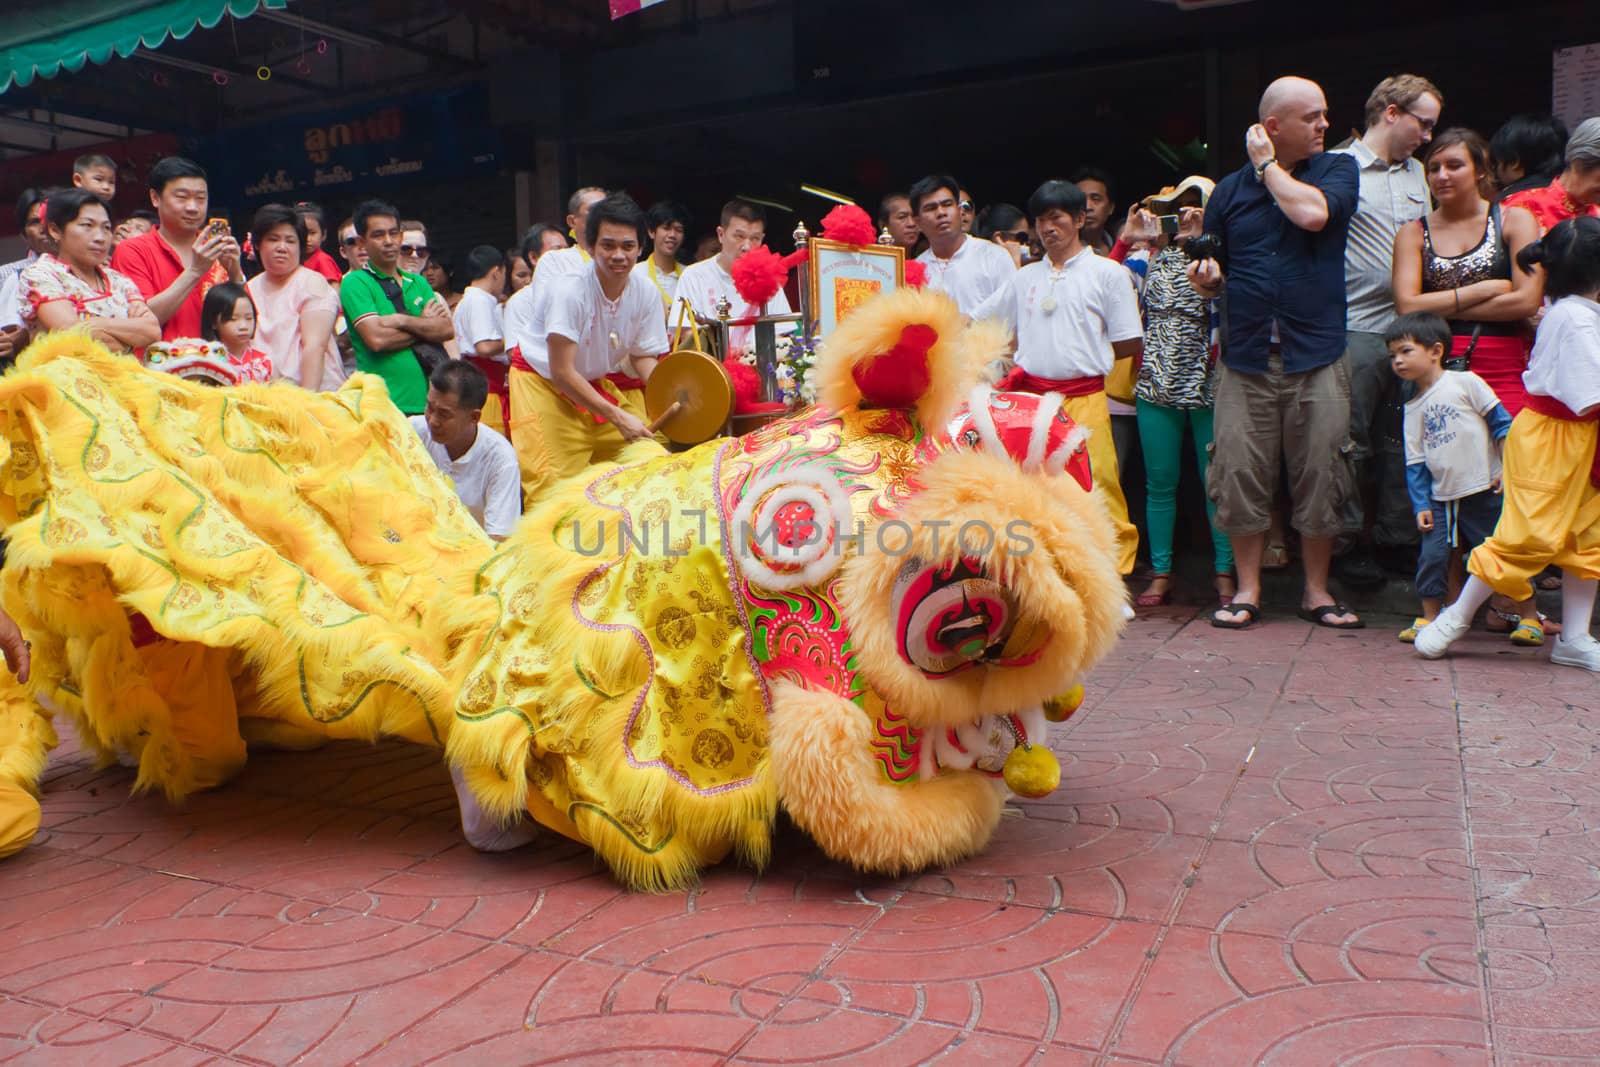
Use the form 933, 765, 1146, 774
0, 0, 288, 94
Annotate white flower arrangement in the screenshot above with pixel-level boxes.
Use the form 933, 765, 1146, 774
776, 332, 819, 409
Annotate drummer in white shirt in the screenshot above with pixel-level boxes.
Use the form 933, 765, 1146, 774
507, 194, 669, 501
973, 179, 1144, 576
672, 199, 794, 355
912, 174, 1017, 318
503, 186, 606, 374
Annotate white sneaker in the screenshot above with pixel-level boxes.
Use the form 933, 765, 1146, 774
1414, 611, 1469, 660
1550, 632, 1600, 672
1121, 602, 1136, 622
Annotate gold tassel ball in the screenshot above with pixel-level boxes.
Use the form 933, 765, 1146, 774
1003, 744, 1061, 798
1043, 683, 1085, 723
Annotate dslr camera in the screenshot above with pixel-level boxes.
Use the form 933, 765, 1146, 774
1180, 233, 1221, 263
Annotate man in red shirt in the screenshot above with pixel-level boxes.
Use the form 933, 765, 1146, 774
111, 157, 243, 341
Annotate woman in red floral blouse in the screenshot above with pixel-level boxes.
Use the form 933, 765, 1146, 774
18, 189, 159, 354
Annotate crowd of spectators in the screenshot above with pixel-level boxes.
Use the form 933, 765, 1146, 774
1, 76, 1598, 673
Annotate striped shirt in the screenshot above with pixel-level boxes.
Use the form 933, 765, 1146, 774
1337, 138, 1428, 334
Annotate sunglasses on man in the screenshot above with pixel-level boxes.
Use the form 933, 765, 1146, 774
400, 244, 429, 257
995, 230, 1031, 244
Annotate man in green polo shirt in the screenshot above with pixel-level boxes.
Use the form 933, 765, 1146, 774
339, 199, 455, 414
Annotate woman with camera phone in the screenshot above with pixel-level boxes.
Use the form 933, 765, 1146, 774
1127, 177, 1237, 608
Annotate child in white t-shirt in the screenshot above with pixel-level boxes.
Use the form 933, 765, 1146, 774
1389, 312, 1512, 642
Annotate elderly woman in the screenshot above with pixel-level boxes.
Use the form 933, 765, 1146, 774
18, 189, 159, 353
1502, 117, 1600, 232
246, 203, 346, 392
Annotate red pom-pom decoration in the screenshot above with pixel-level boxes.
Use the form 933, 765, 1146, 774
903, 259, 928, 290
724, 359, 762, 413
820, 204, 877, 247
731, 246, 789, 307
851, 323, 938, 409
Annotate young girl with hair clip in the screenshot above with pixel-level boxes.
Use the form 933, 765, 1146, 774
1415, 216, 1600, 670
200, 282, 272, 383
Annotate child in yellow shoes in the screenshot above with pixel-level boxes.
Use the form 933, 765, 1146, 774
1416, 218, 1600, 671
1388, 313, 1513, 644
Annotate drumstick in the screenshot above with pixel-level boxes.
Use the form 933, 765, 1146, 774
647, 401, 683, 433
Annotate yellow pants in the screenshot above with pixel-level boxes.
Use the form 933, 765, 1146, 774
137, 641, 247, 792
480, 394, 507, 439
1064, 391, 1139, 576
508, 368, 655, 504
1469, 410, 1600, 600
0, 780, 36, 859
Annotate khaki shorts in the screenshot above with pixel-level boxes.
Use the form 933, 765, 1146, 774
1207, 353, 1356, 539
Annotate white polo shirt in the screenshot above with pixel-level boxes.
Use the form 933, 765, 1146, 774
672, 256, 793, 353
452, 285, 504, 361
976, 247, 1143, 380
522, 268, 668, 381
409, 417, 523, 538
916, 235, 1016, 317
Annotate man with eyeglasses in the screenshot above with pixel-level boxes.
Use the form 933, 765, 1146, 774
912, 174, 1016, 318
398, 219, 431, 276
1332, 74, 1444, 588
337, 217, 368, 274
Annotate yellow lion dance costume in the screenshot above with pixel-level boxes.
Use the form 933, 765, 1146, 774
0, 287, 1126, 890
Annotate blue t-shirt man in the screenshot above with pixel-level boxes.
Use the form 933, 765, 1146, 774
1202, 151, 1359, 374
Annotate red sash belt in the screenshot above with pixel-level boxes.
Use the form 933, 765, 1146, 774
997, 369, 1106, 398
508, 344, 531, 373
574, 372, 645, 424
1452, 334, 1531, 415
1524, 392, 1600, 488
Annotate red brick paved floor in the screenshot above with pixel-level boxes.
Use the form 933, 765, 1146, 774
2, 607, 1596, 1065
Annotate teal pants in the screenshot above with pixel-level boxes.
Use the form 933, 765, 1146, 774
1135, 398, 1234, 576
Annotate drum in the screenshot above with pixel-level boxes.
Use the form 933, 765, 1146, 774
644, 349, 735, 446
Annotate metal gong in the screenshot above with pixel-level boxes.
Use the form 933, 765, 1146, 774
644, 349, 735, 445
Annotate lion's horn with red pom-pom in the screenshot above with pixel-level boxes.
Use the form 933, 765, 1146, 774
819, 204, 878, 247
850, 323, 938, 409
903, 260, 928, 290
730, 246, 790, 307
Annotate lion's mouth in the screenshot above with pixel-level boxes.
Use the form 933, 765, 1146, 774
893, 556, 1047, 676
917, 704, 1049, 782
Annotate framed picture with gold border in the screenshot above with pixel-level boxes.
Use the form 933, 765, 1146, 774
807, 238, 905, 338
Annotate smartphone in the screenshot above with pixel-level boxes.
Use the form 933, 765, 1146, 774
1156, 214, 1181, 236
206, 217, 230, 241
